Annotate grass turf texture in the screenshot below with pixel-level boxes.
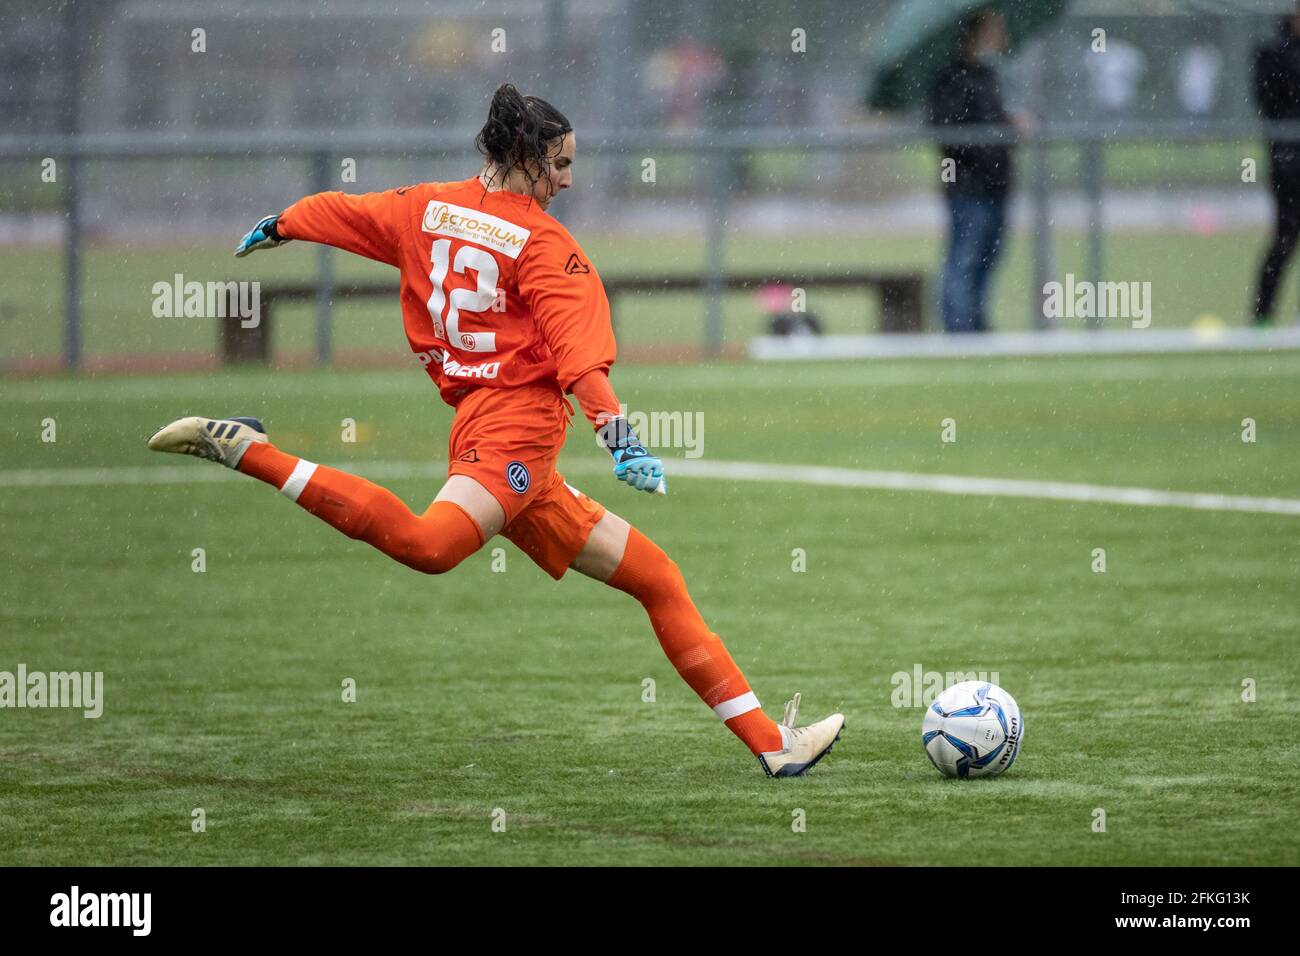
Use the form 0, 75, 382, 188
1, 352, 1298, 865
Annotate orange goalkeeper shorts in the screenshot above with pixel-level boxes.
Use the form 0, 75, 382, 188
446, 383, 607, 580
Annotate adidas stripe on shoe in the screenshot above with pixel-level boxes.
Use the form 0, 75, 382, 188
147, 416, 268, 469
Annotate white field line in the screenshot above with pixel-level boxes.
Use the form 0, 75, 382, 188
1, 457, 1297, 517
670, 459, 1300, 517
0, 461, 450, 488
748, 328, 1300, 361
6, 354, 1300, 402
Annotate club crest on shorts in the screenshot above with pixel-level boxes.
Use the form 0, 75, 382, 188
506, 460, 530, 494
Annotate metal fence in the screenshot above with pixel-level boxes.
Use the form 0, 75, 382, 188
4, 117, 1300, 369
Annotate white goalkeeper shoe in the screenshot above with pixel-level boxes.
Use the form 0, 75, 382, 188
147, 416, 268, 469
757, 693, 845, 778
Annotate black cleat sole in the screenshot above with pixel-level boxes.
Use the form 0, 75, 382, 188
763, 722, 846, 778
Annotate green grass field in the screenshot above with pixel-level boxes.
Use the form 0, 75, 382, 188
2, 351, 1298, 865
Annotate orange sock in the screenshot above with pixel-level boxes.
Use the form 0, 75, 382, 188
608, 525, 783, 755
237, 442, 484, 574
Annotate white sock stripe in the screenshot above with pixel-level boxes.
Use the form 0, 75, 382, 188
713, 691, 761, 722
279, 459, 318, 502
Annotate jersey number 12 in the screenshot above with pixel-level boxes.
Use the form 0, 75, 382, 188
427, 238, 499, 353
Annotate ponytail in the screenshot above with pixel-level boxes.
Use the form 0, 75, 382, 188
475, 83, 573, 191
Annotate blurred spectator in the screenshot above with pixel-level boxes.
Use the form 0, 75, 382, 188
926, 8, 1015, 333
1176, 44, 1222, 117
1252, 14, 1300, 326
758, 283, 823, 337
1084, 38, 1147, 116
642, 38, 726, 133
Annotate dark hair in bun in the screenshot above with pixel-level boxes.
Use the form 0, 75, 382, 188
475, 83, 573, 192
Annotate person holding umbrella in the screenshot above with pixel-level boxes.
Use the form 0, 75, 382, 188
866, 1, 1067, 333
926, 8, 1018, 333
1252, 12, 1300, 327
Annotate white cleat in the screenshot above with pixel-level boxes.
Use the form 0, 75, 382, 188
147, 415, 268, 469
757, 692, 845, 778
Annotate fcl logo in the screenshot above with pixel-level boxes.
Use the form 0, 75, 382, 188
506, 461, 530, 494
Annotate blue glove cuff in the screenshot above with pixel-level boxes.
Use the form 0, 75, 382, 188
598, 416, 647, 461
257, 215, 283, 243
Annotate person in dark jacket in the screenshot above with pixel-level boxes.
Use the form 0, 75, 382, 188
926, 8, 1015, 333
1253, 15, 1300, 326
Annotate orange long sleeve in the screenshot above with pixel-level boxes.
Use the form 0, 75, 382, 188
569, 368, 623, 430
276, 189, 406, 267
515, 227, 617, 393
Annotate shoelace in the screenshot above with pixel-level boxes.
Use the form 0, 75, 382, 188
780, 692, 801, 729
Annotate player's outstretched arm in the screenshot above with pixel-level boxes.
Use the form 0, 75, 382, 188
234, 215, 289, 258
236, 190, 405, 265
571, 369, 666, 495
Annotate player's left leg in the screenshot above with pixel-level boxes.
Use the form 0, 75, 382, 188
570, 510, 844, 777
494, 471, 843, 776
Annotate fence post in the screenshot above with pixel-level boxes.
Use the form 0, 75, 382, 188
312, 151, 334, 365
1082, 140, 1105, 329
63, 154, 82, 371
1029, 42, 1055, 331
702, 150, 729, 358
62, 0, 86, 371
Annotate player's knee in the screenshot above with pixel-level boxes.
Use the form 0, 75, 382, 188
382, 530, 474, 575
403, 500, 485, 574
412, 551, 466, 575
406, 535, 477, 575
639, 544, 687, 602
663, 561, 689, 600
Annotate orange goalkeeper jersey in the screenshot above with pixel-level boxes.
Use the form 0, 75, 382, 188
276, 177, 616, 417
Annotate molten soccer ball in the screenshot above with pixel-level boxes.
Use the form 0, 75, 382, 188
922, 681, 1023, 779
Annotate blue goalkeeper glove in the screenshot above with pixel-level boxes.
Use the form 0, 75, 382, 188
599, 416, 667, 495
234, 214, 289, 258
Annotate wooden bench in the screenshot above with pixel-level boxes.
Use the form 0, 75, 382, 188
223, 271, 926, 363
602, 271, 925, 334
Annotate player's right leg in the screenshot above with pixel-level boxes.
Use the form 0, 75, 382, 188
571, 509, 845, 777
147, 415, 495, 573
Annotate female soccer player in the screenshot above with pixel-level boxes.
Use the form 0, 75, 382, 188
148, 83, 842, 777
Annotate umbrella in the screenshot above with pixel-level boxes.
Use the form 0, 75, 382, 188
865, 0, 1073, 112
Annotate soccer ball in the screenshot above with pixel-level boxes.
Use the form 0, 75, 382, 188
921, 681, 1023, 779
